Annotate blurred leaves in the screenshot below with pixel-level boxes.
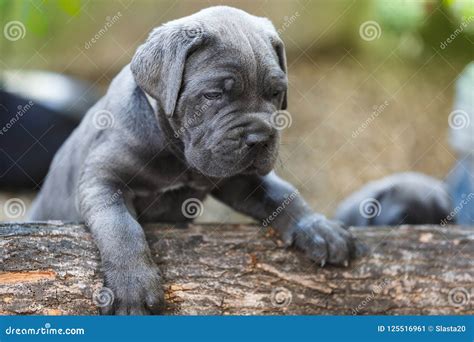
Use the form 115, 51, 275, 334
1, 0, 82, 38
24, 1, 48, 37
58, 0, 81, 16
375, 0, 426, 33
0, 0, 11, 14
444, 0, 474, 33
0, 0, 472, 73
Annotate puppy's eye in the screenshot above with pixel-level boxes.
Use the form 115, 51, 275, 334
272, 90, 282, 98
203, 91, 223, 100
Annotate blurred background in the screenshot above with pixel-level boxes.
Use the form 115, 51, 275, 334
0, 0, 473, 223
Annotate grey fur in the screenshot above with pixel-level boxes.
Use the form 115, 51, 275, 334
334, 172, 452, 226
30, 6, 356, 315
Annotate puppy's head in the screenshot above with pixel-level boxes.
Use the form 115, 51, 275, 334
131, 6, 288, 178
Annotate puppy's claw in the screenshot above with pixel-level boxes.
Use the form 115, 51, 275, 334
102, 263, 164, 316
292, 215, 358, 267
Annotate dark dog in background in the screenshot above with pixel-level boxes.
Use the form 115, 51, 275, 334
0, 90, 78, 188
334, 172, 452, 226
335, 63, 473, 227
29, 7, 357, 315
0, 72, 99, 188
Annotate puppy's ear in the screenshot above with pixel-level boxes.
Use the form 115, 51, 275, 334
131, 21, 206, 117
272, 37, 288, 110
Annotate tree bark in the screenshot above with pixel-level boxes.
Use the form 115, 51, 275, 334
0, 222, 472, 315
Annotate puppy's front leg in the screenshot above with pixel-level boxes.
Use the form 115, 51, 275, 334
78, 171, 164, 315
212, 172, 357, 266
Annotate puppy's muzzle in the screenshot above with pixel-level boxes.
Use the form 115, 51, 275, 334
243, 114, 275, 147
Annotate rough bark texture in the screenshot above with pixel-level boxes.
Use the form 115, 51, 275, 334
0, 222, 473, 315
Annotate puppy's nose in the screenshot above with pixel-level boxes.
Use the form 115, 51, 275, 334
244, 115, 275, 147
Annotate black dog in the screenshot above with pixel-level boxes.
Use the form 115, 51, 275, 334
335, 172, 452, 226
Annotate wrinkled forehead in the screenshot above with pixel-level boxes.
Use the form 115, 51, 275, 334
184, 35, 284, 85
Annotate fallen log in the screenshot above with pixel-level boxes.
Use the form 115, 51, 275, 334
0, 222, 472, 315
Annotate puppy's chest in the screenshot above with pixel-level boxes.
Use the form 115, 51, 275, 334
159, 175, 212, 193
130, 172, 213, 197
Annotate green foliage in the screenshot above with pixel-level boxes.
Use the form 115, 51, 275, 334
1, 0, 81, 37
444, 0, 474, 33
58, 0, 81, 16
25, 1, 49, 37
374, 0, 426, 33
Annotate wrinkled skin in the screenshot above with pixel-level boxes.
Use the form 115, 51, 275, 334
176, 46, 285, 177
29, 6, 359, 315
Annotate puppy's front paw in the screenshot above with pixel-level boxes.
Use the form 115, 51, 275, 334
284, 214, 357, 267
101, 261, 164, 315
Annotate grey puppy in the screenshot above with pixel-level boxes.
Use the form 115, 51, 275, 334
30, 6, 356, 315
335, 172, 452, 226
